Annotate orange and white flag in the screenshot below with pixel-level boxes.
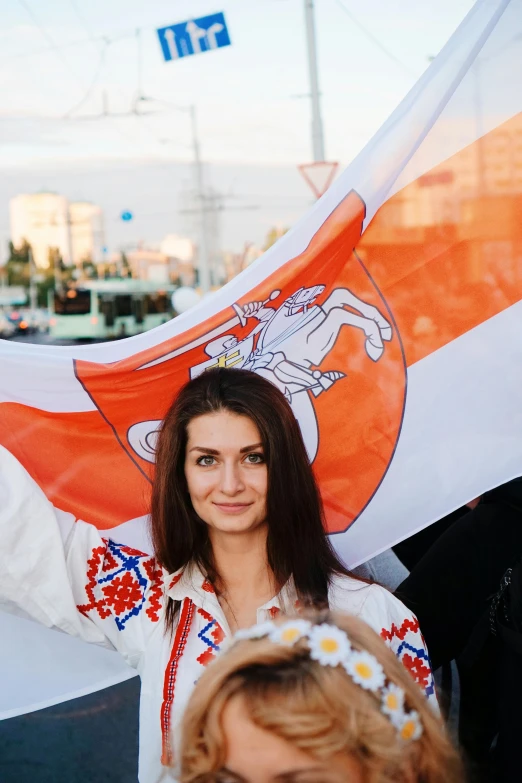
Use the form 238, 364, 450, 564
2, 0, 522, 717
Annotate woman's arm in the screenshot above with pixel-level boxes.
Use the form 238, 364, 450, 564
329, 576, 437, 707
0, 445, 166, 667
369, 586, 437, 708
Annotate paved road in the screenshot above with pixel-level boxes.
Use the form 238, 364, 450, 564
0, 678, 140, 783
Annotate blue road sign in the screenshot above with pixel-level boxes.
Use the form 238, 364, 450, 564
157, 12, 231, 62
121, 211, 133, 222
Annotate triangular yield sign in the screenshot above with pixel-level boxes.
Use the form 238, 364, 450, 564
298, 161, 339, 199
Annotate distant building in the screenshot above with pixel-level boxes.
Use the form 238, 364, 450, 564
126, 236, 195, 285
9, 193, 104, 269
126, 248, 171, 283
69, 202, 104, 266
10, 193, 70, 269
160, 234, 195, 286
160, 234, 194, 263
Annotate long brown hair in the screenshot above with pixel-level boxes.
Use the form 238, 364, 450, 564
150, 368, 358, 632
180, 611, 465, 783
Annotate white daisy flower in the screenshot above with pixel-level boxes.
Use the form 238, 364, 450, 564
234, 621, 275, 642
344, 650, 386, 691
399, 711, 423, 742
308, 623, 351, 666
381, 683, 406, 726
270, 620, 312, 646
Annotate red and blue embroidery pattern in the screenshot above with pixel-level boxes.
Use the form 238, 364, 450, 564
197, 607, 224, 666
381, 618, 435, 698
77, 540, 164, 630
161, 598, 195, 766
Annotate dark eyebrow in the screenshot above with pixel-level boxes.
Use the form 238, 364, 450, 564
188, 443, 264, 455
239, 442, 263, 454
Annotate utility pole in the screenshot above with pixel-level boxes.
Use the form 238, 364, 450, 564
189, 105, 211, 294
304, 0, 325, 161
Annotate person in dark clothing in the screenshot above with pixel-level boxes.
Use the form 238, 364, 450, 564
393, 505, 470, 572
395, 479, 522, 782
395, 479, 522, 670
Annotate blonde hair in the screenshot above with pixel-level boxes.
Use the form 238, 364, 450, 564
180, 611, 464, 783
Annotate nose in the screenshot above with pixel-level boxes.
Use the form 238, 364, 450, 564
219, 461, 245, 496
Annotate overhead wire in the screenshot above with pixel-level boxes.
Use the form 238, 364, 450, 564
9, 1, 409, 169
62, 40, 109, 118
332, 0, 417, 77
0, 30, 134, 65
17, 0, 85, 88
67, 0, 103, 51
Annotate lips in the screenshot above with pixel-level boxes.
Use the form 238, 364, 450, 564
212, 502, 253, 514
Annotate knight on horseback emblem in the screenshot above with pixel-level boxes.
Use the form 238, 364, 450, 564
189, 284, 392, 461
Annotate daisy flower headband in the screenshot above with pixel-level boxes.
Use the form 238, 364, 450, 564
234, 619, 423, 743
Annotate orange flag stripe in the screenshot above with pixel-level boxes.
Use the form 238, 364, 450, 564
360, 112, 522, 367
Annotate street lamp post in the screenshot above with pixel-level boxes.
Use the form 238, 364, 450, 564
304, 0, 325, 162
189, 105, 211, 295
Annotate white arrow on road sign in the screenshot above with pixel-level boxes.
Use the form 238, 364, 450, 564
157, 12, 231, 63
206, 22, 225, 49
186, 20, 206, 54
164, 28, 179, 59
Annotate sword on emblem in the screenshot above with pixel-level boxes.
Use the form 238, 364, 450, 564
231, 290, 281, 326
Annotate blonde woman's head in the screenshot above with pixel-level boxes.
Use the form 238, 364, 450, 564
180, 611, 464, 783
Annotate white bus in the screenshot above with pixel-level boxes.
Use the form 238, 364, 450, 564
49, 280, 176, 341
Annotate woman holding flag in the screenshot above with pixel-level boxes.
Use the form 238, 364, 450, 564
0, 368, 435, 782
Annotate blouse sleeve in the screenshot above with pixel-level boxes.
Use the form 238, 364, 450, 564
363, 584, 438, 708
0, 445, 166, 668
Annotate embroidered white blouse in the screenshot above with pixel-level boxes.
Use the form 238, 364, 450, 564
0, 446, 436, 783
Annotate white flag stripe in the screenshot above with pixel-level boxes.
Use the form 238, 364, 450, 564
0, 353, 95, 412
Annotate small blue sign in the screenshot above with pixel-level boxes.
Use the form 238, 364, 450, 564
157, 12, 231, 62
121, 211, 133, 222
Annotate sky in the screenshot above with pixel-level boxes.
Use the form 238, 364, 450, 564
0, 0, 477, 251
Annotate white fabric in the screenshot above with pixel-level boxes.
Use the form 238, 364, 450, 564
0, 445, 435, 782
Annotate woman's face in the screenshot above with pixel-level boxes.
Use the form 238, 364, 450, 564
217, 695, 363, 783
184, 411, 268, 537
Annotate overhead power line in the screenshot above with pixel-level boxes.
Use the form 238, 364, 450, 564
0, 30, 135, 64
17, 0, 85, 87
333, 0, 417, 77
68, 0, 101, 48
63, 39, 109, 118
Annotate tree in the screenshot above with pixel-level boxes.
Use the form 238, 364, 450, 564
80, 256, 98, 280
6, 240, 30, 286
263, 225, 289, 251
120, 251, 132, 278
